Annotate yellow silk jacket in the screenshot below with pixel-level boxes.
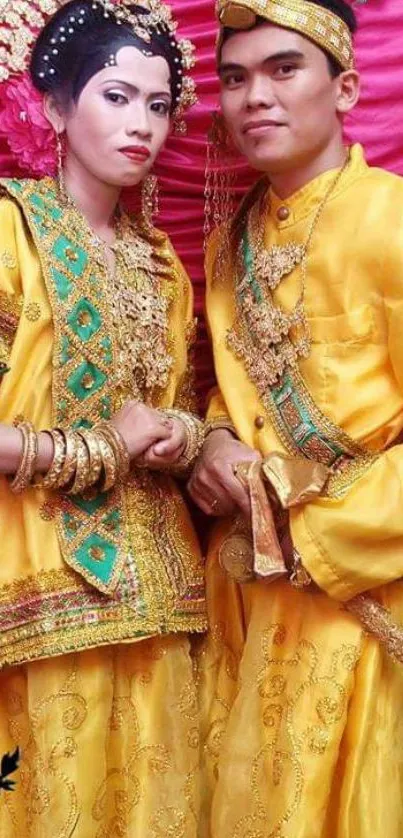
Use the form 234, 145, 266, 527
0, 177, 206, 668
206, 144, 403, 606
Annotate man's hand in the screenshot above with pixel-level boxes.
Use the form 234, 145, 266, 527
187, 429, 260, 517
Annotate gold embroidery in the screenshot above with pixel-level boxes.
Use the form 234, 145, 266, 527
326, 452, 377, 498
110, 213, 175, 404
1, 249, 17, 269
174, 317, 199, 413
343, 595, 403, 665
0, 637, 199, 836
39, 501, 57, 521
24, 302, 41, 322
203, 621, 362, 837
0, 289, 22, 369
0, 562, 205, 669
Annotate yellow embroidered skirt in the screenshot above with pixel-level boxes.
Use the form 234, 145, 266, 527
196, 547, 403, 838
0, 634, 200, 837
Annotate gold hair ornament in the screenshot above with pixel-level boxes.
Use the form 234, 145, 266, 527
0, 0, 197, 129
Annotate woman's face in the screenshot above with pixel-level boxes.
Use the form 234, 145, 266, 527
58, 45, 172, 187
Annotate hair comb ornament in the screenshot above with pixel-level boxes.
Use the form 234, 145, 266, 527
0, 0, 197, 128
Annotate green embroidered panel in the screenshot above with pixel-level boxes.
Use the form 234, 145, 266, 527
67, 298, 102, 343
67, 360, 107, 402
76, 534, 118, 585
53, 235, 88, 277
52, 267, 73, 301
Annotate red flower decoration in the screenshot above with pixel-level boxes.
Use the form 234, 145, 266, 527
0, 73, 57, 178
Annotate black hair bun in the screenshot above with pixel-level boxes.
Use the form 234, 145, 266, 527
30, 0, 183, 110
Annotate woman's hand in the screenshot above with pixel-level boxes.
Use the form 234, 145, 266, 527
111, 401, 173, 460
187, 429, 260, 517
140, 418, 187, 469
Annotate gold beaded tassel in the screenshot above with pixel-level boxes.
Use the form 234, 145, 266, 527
204, 111, 237, 250
141, 174, 160, 228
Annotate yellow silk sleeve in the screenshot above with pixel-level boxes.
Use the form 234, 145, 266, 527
291, 254, 403, 602
0, 198, 24, 369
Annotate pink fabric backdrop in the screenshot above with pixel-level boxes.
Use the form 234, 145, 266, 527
0, 0, 402, 405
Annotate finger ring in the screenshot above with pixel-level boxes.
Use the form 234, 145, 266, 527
211, 498, 219, 512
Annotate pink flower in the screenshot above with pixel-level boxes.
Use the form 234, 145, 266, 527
0, 73, 57, 178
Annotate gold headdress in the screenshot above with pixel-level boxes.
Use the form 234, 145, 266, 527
0, 0, 196, 129
216, 0, 354, 71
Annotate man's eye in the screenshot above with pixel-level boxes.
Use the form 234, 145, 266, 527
223, 73, 244, 87
275, 64, 297, 77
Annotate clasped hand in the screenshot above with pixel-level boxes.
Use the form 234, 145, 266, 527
111, 400, 186, 466
187, 429, 260, 517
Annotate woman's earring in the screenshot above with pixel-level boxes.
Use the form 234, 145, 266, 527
56, 132, 67, 204
141, 174, 159, 227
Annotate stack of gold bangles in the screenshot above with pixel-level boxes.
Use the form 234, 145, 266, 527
10, 420, 130, 495
159, 409, 205, 473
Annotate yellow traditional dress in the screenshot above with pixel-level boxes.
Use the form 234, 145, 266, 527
0, 177, 206, 837
197, 144, 403, 838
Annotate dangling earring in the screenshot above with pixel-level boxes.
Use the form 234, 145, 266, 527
204, 111, 236, 249
141, 174, 159, 227
56, 132, 67, 204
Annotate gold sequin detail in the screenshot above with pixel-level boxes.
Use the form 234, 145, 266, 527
39, 501, 57, 521
24, 301, 41, 322
1, 248, 17, 269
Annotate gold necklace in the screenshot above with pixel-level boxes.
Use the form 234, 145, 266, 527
61, 185, 173, 404
231, 153, 350, 387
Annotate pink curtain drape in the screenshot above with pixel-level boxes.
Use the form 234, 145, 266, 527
1, 0, 402, 405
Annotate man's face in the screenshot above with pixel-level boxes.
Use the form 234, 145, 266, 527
219, 23, 354, 174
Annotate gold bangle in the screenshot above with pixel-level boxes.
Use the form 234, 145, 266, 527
204, 416, 237, 439
10, 420, 38, 493
161, 409, 205, 472
76, 429, 103, 488
34, 429, 66, 490
96, 422, 130, 482
68, 434, 90, 495
98, 435, 118, 492
57, 430, 77, 490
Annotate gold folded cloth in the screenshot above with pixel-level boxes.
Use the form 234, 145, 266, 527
219, 455, 403, 665
219, 454, 329, 582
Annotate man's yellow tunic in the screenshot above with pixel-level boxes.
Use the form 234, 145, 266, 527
198, 145, 403, 838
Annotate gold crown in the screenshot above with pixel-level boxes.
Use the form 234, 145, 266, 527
0, 0, 197, 127
216, 0, 354, 71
